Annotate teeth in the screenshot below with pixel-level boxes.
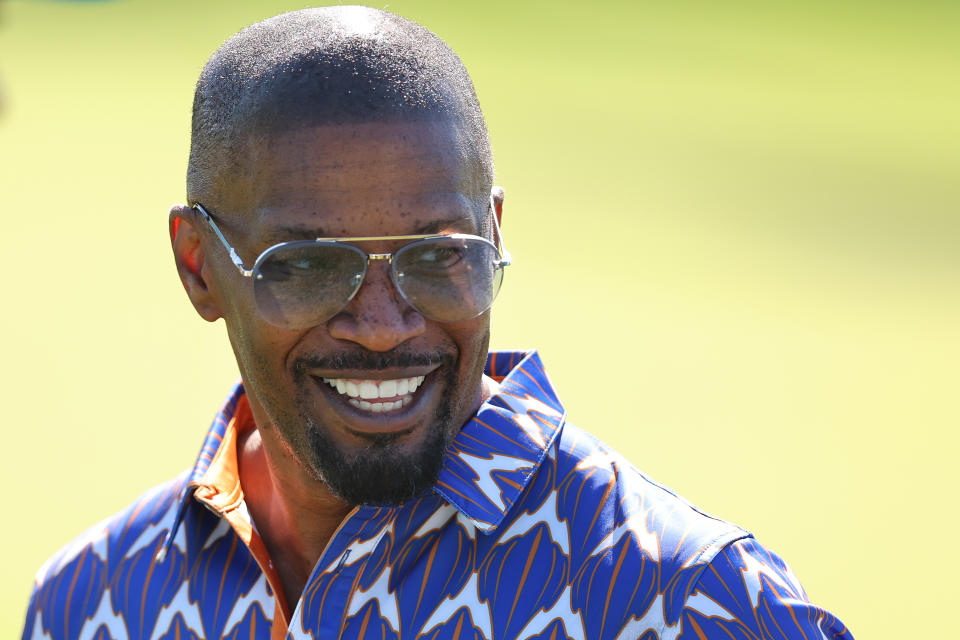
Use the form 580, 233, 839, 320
322, 375, 427, 413
379, 379, 397, 398
347, 398, 404, 412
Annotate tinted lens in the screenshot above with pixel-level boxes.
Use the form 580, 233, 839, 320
252, 242, 365, 329
394, 236, 504, 322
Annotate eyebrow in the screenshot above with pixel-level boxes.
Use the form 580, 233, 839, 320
263, 217, 476, 243
263, 223, 326, 244
411, 217, 477, 235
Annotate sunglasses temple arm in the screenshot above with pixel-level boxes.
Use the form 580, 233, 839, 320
490, 197, 512, 266
193, 203, 255, 277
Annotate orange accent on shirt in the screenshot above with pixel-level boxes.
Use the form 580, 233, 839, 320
190, 395, 290, 634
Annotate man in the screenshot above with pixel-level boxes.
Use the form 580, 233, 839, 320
22, 7, 852, 639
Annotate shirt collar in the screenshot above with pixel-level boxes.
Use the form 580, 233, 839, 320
435, 349, 566, 531
163, 349, 565, 552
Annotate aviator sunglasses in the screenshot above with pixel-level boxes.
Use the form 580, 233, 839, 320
191, 200, 511, 330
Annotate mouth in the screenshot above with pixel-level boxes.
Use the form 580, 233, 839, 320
300, 351, 448, 437
318, 375, 427, 413
304, 365, 442, 437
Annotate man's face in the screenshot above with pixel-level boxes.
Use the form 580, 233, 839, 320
200, 120, 492, 505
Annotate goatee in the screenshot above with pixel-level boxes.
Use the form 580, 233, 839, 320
295, 350, 460, 505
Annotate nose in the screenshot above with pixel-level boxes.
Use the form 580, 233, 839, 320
326, 261, 426, 351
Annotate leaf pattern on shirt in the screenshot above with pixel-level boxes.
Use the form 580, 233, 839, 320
22, 351, 853, 640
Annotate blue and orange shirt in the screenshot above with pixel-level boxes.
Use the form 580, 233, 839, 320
22, 350, 853, 639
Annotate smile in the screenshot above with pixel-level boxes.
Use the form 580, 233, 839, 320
320, 376, 426, 413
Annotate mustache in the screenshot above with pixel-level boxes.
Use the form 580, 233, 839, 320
294, 349, 454, 373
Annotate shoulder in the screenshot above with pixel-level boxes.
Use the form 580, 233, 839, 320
494, 421, 752, 633
509, 422, 854, 639
679, 537, 855, 639
547, 421, 751, 567
22, 472, 190, 640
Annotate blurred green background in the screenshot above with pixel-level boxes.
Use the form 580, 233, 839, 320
1, 0, 957, 637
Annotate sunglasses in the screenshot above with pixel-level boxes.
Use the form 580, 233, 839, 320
191, 200, 511, 330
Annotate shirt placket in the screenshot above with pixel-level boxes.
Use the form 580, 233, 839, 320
191, 486, 288, 640
287, 506, 394, 640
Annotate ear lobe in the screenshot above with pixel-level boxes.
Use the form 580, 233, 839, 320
491, 186, 505, 227
169, 205, 222, 323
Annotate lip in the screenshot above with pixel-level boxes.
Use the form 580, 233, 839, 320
307, 365, 440, 437
306, 365, 440, 381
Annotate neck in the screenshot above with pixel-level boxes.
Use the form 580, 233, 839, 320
237, 422, 351, 613
237, 374, 499, 610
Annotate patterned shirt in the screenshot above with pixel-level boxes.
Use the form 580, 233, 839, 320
23, 350, 853, 639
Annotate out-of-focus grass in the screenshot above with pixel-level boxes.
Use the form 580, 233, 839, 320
1, 1, 957, 636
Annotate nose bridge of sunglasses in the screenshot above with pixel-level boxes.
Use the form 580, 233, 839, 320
345, 256, 417, 314
353, 252, 400, 292
350, 252, 399, 295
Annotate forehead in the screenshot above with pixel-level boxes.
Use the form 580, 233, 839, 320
222, 119, 485, 240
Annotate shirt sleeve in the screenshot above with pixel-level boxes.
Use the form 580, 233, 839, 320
677, 537, 854, 639
20, 579, 40, 640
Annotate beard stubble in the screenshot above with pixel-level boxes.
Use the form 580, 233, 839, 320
295, 349, 462, 506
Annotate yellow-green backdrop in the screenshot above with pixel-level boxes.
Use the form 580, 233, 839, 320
1, 1, 957, 637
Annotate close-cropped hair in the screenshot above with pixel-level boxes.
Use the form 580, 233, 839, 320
186, 6, 493, 211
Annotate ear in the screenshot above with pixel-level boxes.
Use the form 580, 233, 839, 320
491, 185, 505, 227
169, 204, 222, 323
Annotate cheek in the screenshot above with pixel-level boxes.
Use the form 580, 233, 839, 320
446, 320, 491, 425
223, 308, 303, 396
448, 316, 491, 378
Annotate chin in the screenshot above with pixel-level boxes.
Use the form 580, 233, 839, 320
297, 358, 467, 506
304, 397, 456, 506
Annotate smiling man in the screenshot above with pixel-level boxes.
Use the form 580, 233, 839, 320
22, 7, 852, 640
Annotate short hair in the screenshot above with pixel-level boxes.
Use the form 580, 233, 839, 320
187, 6, 493, 211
